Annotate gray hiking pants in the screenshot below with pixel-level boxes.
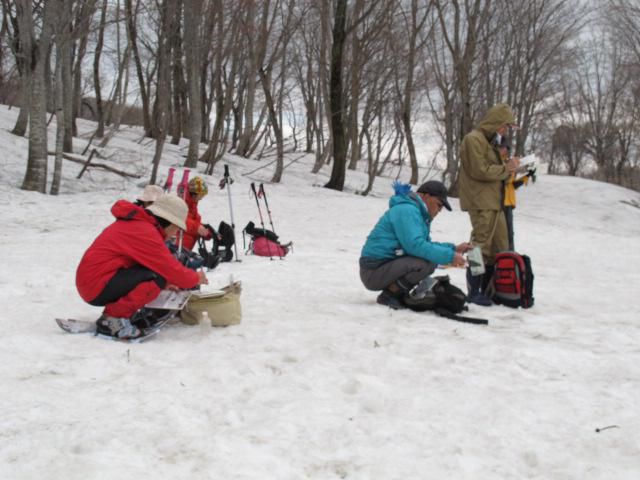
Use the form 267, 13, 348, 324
359, 256, 436, 292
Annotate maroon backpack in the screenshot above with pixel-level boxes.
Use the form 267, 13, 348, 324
492, 252, 534, 308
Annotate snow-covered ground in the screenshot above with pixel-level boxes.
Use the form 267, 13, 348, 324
1, 104, 640, 479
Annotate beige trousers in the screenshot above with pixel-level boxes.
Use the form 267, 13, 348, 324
468, 209, 508, 266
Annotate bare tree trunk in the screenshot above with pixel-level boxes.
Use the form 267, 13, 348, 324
311, 2, 331, 175
149, 0, 175, 185
258, 65, 285, 183
397, 0, 429, 185
169, 0, 185, 145
8, 0, 31, 137
61, 0, 73, 152
10, 78, 30, 136
124, 0, 152, 137
93, 0, 107, 137
201, 1, 227, 172
21, 0, 55, 193
71, 0, 97, 137
99, 44, 132, 148
183, 0, 204, 167
235, 1, 258, 157
202, 2, 241, 174
347, 0, 364, 172
325, 0, 349, 191
51, 2, 70, 195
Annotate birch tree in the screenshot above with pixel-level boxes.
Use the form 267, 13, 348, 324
20, 0, 56, 193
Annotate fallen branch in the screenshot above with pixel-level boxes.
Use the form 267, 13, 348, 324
76, 148, 98, 179
48, 151, 141, 179
241, 153, 307, 178
620, 199, 640, 209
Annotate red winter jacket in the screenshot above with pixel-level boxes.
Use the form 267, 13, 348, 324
76, 200, 199, 302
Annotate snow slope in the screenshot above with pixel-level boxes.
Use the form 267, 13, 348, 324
1, 104, 640, 479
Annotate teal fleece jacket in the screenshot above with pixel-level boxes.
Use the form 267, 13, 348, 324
361, 184, 455, 265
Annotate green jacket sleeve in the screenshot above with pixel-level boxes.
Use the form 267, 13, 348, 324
463, 134, 510, 182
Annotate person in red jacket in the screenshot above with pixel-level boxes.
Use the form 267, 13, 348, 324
181, 176, 213, 251
76, 194, 208, 339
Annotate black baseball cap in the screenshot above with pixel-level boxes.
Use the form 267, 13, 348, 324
417, 180, 452, 211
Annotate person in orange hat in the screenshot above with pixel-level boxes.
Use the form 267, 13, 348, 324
180, 176, 214, 251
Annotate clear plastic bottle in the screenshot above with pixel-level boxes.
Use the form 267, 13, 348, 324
200, 311, 211, 336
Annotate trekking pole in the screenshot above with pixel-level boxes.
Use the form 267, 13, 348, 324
176, 169, 190, 254
163, 167, 176, 193
221, 164, 241, 262
259, 183, 282, 259
259, 183, 277, 235
250, 182, 273, 260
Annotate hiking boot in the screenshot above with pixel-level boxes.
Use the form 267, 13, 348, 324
466, 267, 492, 307
96, 315, 143, 340
376, 289, 406, 310
481, 264, 495, 294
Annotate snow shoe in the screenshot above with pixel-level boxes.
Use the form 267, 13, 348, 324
96, 315, 144, 340
130, 308, 173, 330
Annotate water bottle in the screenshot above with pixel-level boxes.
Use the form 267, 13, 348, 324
200, 311, 211, 336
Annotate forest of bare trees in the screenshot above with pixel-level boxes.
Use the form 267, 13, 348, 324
1, 0, 639, 195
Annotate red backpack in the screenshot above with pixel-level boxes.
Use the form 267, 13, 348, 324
492, 252, 534, 308
252, 236, 289, 257
242, 221, 292, 258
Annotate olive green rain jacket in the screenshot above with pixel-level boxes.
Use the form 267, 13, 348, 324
459, 103, 516, 211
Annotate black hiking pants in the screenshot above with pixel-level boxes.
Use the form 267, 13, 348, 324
89, 265, 167, 306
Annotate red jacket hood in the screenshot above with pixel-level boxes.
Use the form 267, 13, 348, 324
111, 199, 154, 222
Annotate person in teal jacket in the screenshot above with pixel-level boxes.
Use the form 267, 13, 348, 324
360, 180, 472, 310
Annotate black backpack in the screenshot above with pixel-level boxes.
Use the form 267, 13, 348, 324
198, 221, 235, 268
491, 252, 534, 308
405, 275, 488, 325
243, 221, 279, 243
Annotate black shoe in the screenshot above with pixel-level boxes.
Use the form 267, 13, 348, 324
376, 290, 406, 310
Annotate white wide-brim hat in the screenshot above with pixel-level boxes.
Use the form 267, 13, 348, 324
147, 194, 188, 230
137, 184, 164, 203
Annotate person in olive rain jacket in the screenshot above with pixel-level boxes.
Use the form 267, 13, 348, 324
459, 103, 521, 306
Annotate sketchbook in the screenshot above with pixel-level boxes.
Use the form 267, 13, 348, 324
145, 289, 192, 310
189, 289, 226, 300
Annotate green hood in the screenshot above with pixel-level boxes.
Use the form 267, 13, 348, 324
476, 103, 516, 138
